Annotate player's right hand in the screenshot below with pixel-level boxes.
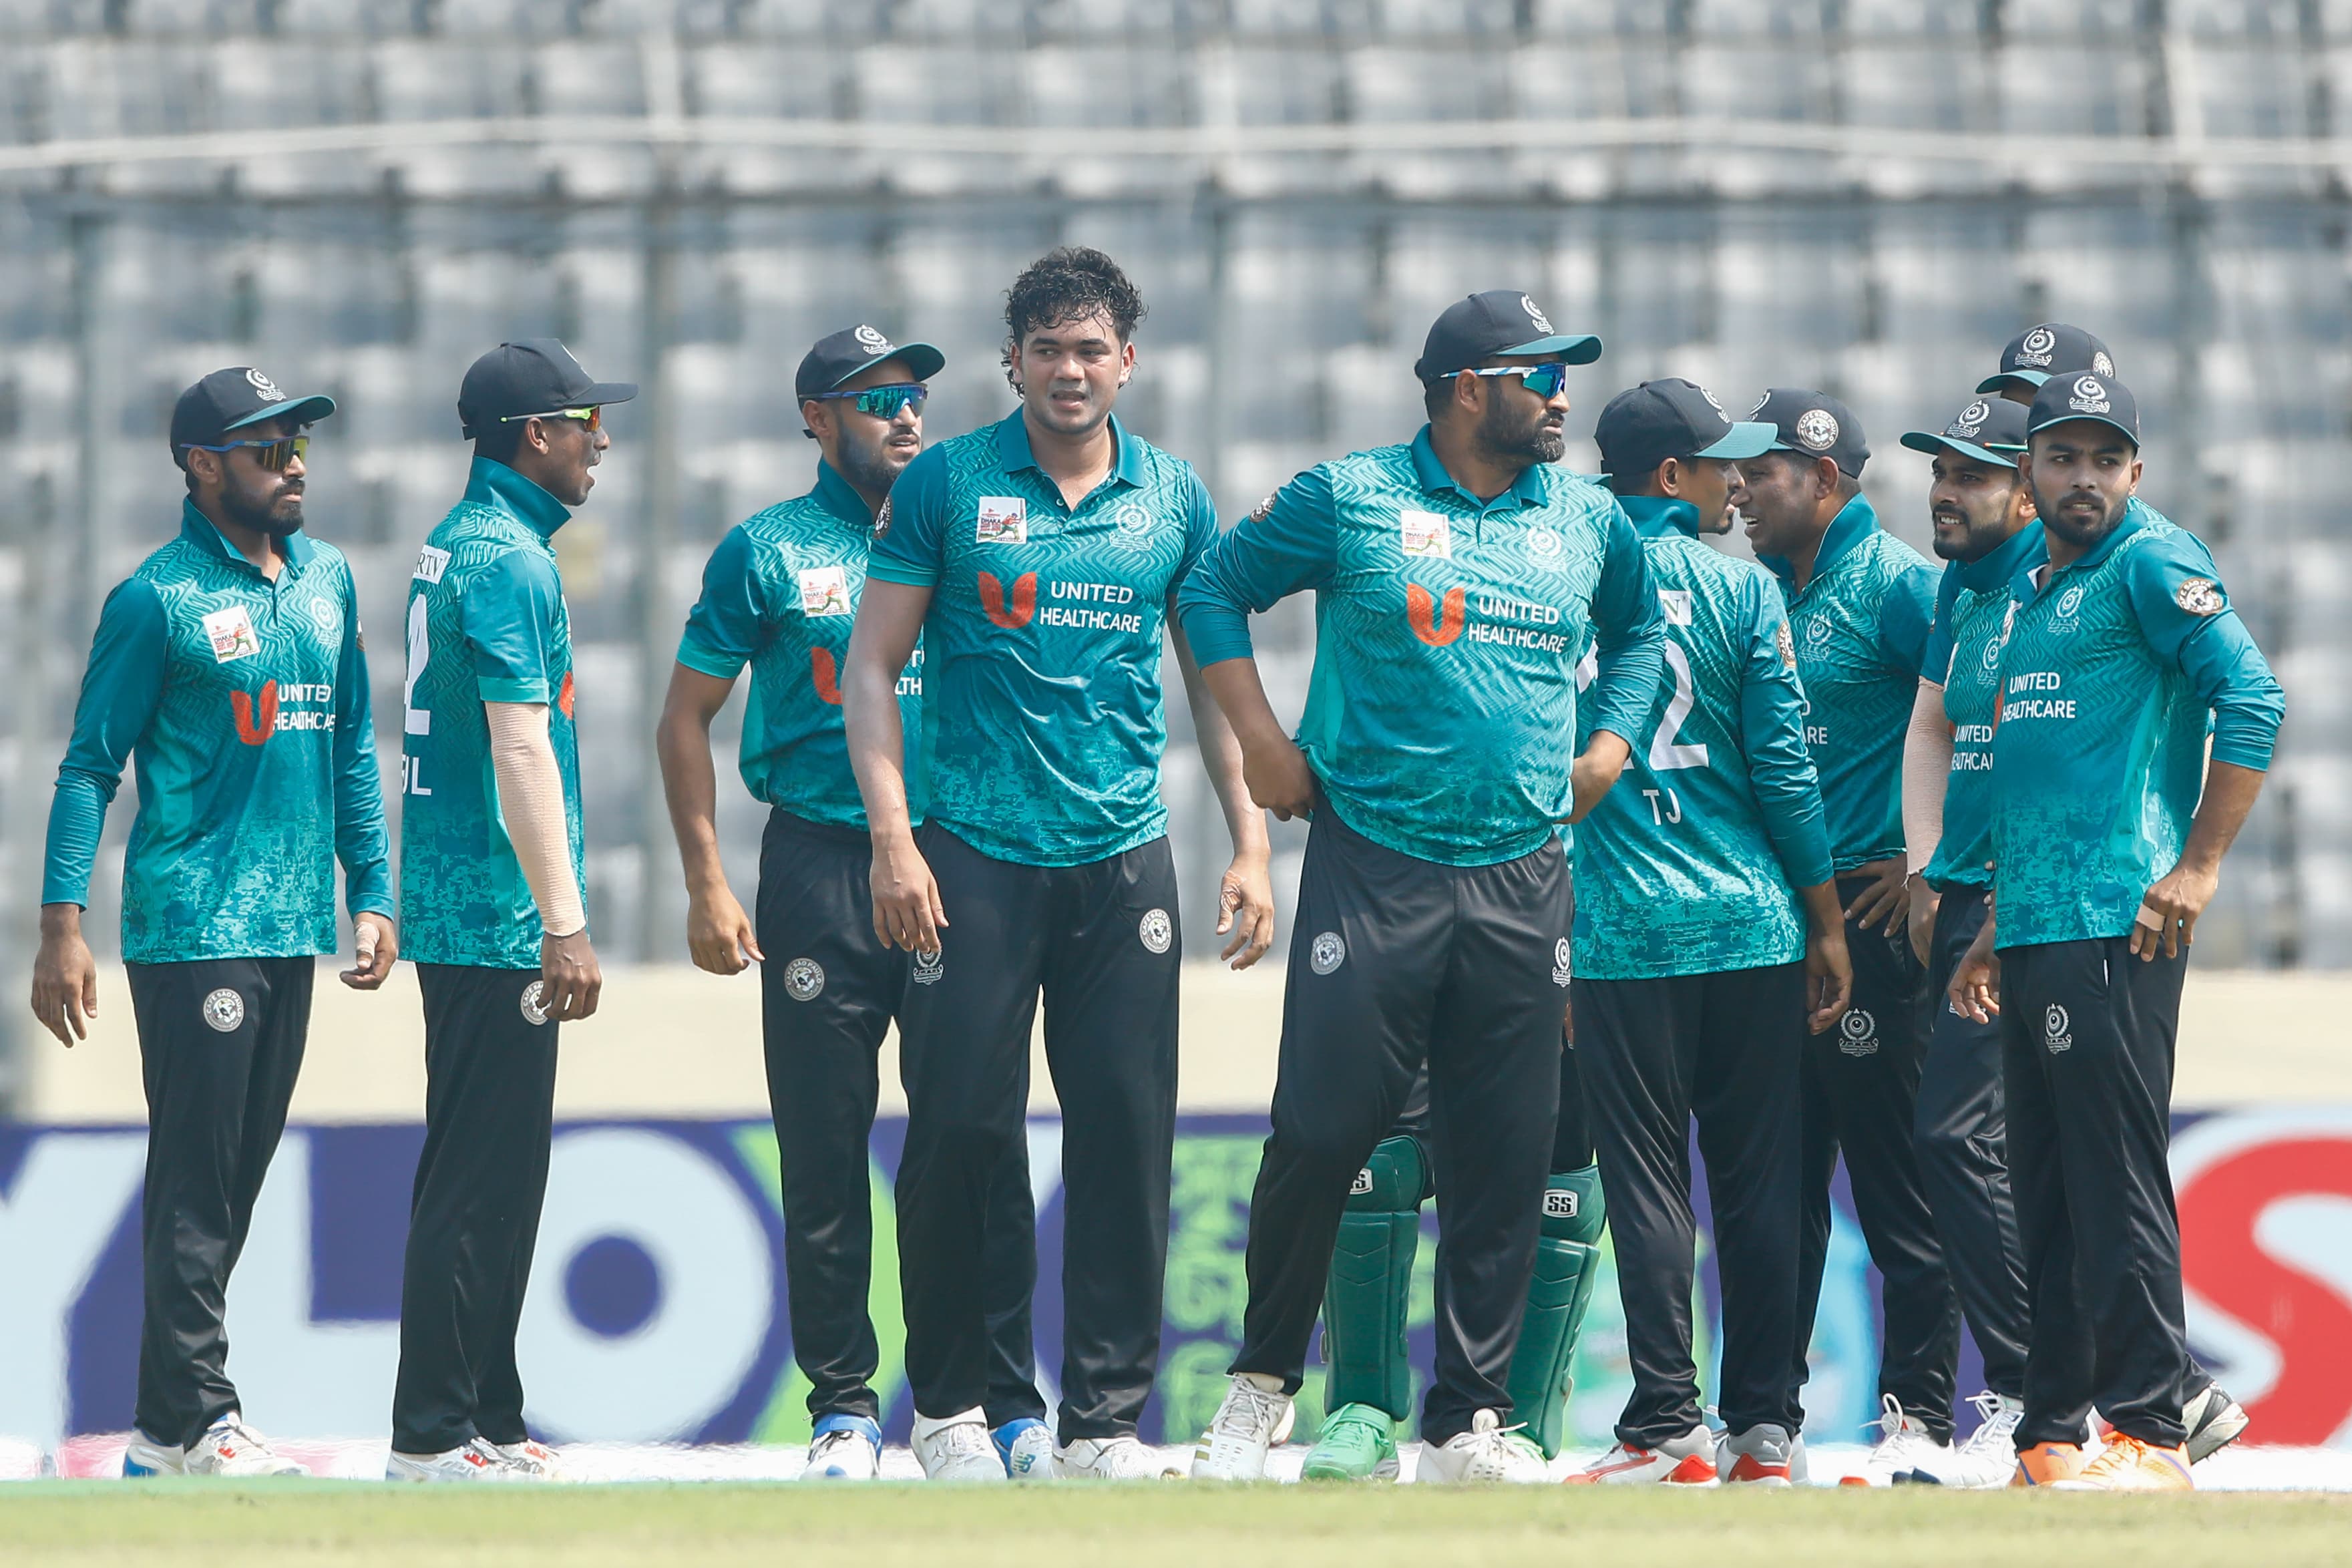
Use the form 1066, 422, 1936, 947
1906, 877, 1939, 967
1240, 735, 1318, 821
540, 929, 602, 1021
1947, 916, 2001, 1023
687, 886, 763, 976
30, 908, 100, 1048
871, 835, 948, 954
1805, 926, 1852, 1035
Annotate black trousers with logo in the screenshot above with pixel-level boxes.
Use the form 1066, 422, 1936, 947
892, 825, 1181, 1440
1914, 887, 2032, 1402
757, 808, 1045, 1430
1230, 809, 1570, 1446
1788, 877, 1961, 1442
1999, 935, 2193, 1449
1577, 961, 1805, 1446
125, 956, 315, 1449
391, 963, 559, 1455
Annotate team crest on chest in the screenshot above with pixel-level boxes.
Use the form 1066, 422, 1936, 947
1525, 526, 1563, 564
307, 596, 340, 638
202, 606, 260, 664
1112, 502, 1155, 552
799, 565, 851, 617
1399, 510, 1452, 560
976, 496, 1028, 546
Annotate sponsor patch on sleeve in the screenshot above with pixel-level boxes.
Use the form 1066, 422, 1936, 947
413, 545, 450, 584
2174, 576, 2224, 616
1776, 620, 1796, 670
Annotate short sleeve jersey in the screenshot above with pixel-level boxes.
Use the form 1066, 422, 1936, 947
1991, 503, 2283, 950
1762, 494, 1937, 873
41, 502, 391, 962
1177, 427, 1665, 867
866, 411, 1217, 867
1921, 520, 2046, 892
399, 457, 586, 968
1571, 499, 1832, 979
676, 461, 925, 830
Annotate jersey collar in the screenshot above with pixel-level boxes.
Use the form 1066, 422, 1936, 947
1957, 519, 2045, 594
810, 459, 875, 530
178, 498, 316, 573
994, 409, 1146, 492
465, 455, 572, 538
1760, 491, 1878, 590
1408, 425, 1549, 513
1616, 494, 1703, 540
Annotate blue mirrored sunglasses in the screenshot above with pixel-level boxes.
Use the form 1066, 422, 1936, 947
1460, 362, 1570, 400
807, 383, 928, 420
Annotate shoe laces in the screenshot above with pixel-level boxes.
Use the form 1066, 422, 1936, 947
1213, 1379, 1287, 1440
808, 1427, 867, 1462
1958, 1392, 2023, 1456
1871, 1393, 1931, 1450
938, 1420, 994, 1459
206, 1416, 270, 1456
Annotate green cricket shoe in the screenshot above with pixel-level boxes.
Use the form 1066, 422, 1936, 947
1300, 1404, 1400, 1481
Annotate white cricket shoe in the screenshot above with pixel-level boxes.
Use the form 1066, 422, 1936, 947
992, 1417, 1054, 1481
2184, 1383, 2250, 1463
1565, 1424, 1720, 1485
385, 1437, 522, 1483
803, 1414, 884, 1481
1056, 1434, 1184, 1480
1925, 1392, 2023, 1488
912, 1408, 1005, 1483
184, 1415, 305, 1478
1190, 1374, 1292, 1481
1416, 1409, 1549, 1484
122, 1432, 187, 1477
1844, 1394, 1952, 1487
489, 1438, 568, 1482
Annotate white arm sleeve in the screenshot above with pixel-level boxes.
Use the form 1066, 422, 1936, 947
1902, 679, 1953, 877
486, 700, 587, 939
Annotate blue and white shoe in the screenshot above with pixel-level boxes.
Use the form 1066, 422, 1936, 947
992, 1417, 1053, 1481
122, 1432, 186, 1477
801, 1412, 884, 1481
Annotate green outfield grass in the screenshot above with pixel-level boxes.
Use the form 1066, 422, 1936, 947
3, 1483, 2351, 1568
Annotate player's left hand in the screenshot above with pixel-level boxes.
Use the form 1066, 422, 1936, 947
1906, 876, 1940, 967
1844, 857, 1909, 936
1948, 916, 2001, 1022
2133, 861, 2218, 961
1567, 731, 1632, 823
1806, 925, 1852, 1034
339, 913, 398, 990
1215, 852, 1277, 970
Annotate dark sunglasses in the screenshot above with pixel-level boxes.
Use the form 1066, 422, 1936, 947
806, 383, 928, 421
1460, 362, 1571, 400
500, 406, 602, 432
178, 434, 310, 471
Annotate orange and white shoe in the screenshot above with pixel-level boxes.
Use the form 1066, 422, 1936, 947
1715, 1423, 1798, 1487
2008, 1440, 2090, 1488
2051, 1433, 2193, 1492
1565, 1426, 1718, 1485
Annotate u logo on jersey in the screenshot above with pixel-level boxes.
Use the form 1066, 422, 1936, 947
231, 680, 280, 746
979, 571, 1037, 630
810, 646, 843, 705
1406, 583, 1466, 647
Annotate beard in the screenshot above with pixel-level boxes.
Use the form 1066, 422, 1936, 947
835, 426, 914, 501
2026, 477, 2126, 550
1479, 395, 1566, 466
1931, 502, 2014, 562
223, 481, 305, 538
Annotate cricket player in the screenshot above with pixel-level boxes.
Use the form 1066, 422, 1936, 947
1732, 390, 1961, 1481
654, 326, 1052, 1481
1184, 290, 1665, 1485
1565, 380, 1854, 1487
1948, 373, 2282, 1490
842, 247, 1276, 1481
31, 367, 395, 1478
389, 340, 634, 1482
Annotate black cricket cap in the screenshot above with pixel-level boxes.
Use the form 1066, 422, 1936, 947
1750, 387, 1870, 478
1899, 395, 2031, 467
457, 339, 637, 440
1978, 323, 2116, 396
170, 367, 335, 467
795, 325, 946, 401
2026, 371, 2140, 448
1414, 290, 1601, 383
1594, 378, 1776, 479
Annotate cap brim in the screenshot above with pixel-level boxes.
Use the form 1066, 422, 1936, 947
2027, 413, 2139, 449
226, 393, 336, 431
1696, 421, 1776, 461
580, 381, 638, 405
1900, 430, 2019, 468
1501, 333, 1603, 366
1975, 369, 2049, 394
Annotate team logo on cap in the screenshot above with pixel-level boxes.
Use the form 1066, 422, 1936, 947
1749, 391, 1772, 415
1139, 909, 1173, 954
245, 368, 285, 401
1954, 400, 1992, 435
2045, 1002, 2073, 1054
201, 988, 244, 1032
912, 947, 944, 985
783, 958, 825, 1002
1310, 931, 1346, 975
853, 325, 890, 355
1838, 1008, 1880, 1056
1521, 295, 1553, 334
2176, 578, 2224, 616
1699, 385, 1728, 417
1795, 408, 1840, 451
520, 981, 550, 1026
2092, 351, 2115, 377
2067, 375, 2112, 414
2019, 326, 2057, 366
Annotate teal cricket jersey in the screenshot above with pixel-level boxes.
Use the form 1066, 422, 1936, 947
676, 461, 925, 831
867, 411, 1217, 867
1919, 520, 2047, 892
1761, 494, 1937, 873
1177, 427, 1665, 867
399, 457, 586, 968
1569, 498, 1832, 978
1989, 503, 2283, 951
41, 502, 392, 962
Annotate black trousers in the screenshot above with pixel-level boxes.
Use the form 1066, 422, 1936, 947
2000, 936, 2192, 1449
1232, 809, 1569, 1446
893, 825, 1181, 1440
1578, 962, 1804, 1446
126, 956, 314, 1448
757, 809, 1045, 1429
391, 964, 559, 1454
1915, 887, 2031, 1401
1790, 877, 1960, 1440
